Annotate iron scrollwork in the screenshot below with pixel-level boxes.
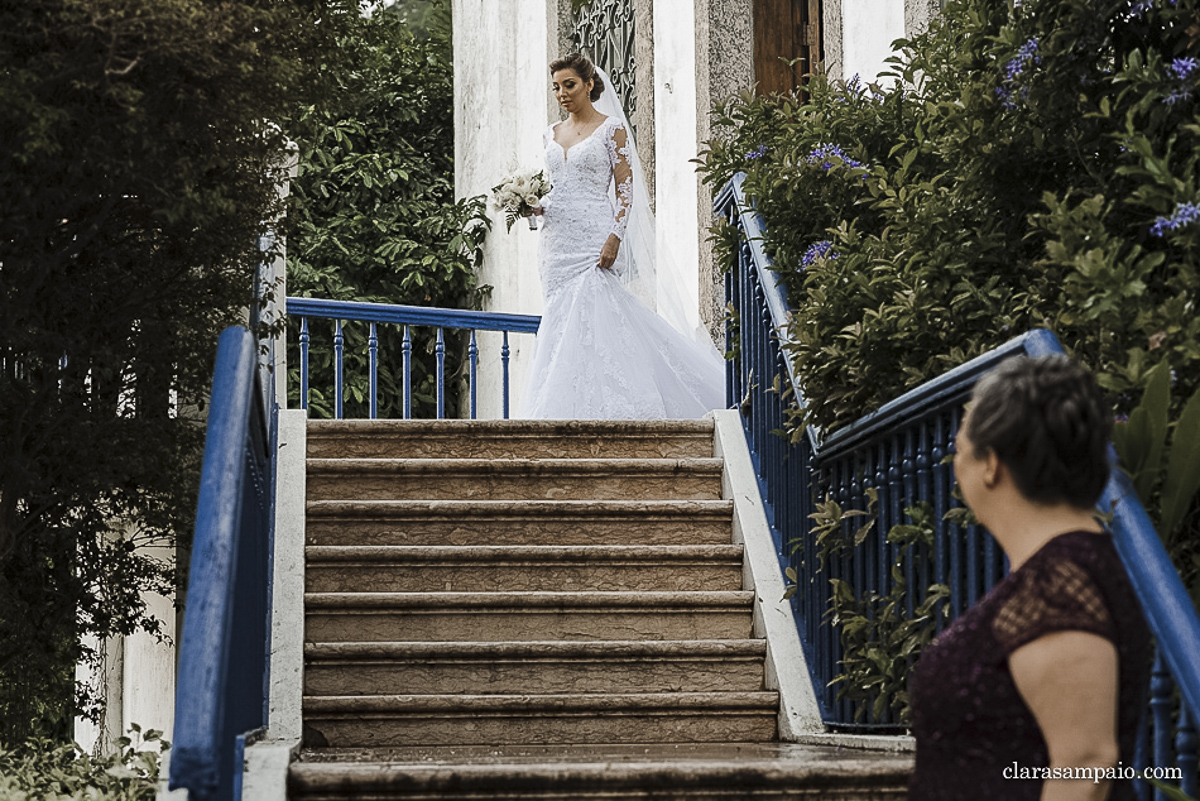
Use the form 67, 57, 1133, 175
571, 0, 637, 136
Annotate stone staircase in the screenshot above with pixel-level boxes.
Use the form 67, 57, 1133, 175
289, 419, 910, 799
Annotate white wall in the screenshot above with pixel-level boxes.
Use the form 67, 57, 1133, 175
841, 0, 906, 84
653, 0, 702, 334
75, 540, 177, 755
454, 0, 552, 418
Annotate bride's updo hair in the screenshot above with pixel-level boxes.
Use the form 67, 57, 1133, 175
550, 53, 605, 102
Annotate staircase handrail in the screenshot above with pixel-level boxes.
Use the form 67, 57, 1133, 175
286, 296, 542, 419
286, 296, 542, 334
713, 174, 816, 450
717, 174, 1200, 792
170, 327, 274, 801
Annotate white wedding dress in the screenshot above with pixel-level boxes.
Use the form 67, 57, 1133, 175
519, 116, 725, 419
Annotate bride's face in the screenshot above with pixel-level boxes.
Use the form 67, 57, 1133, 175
552, 69, 594, 115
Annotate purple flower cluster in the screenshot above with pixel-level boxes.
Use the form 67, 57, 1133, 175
802, 240, 837, 266
1150, 201, 1200, 237
1163, 57, 1198, 105
996, 38, 1041, 110
1169, 57, 1198, 81
806, 143, 864, 171
1128, 0, 1154, 18
745, 145, 768, 160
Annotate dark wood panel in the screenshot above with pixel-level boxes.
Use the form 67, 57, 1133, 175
753, 0, 822, 97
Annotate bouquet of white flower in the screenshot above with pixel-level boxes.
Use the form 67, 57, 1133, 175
490, 169, 552, 231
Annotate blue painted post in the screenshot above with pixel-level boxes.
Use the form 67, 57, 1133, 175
1178, 705, 1197, 797
368, 322, 378, 420
1135, 712, 1152, 801
948, 406, 964, 618
402, 325, 412, 420
1152, 650, 1173, 801
299, 318, 310, 412
916, 420, 932, 612
435, 328, 445, 419
469, 330, 478, 420
932, 413, 950, 627
502, 331, 511, 420
725, 268, 734, 408
333, 320, 344, 420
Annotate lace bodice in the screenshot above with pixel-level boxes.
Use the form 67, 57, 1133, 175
517, 111, 725, 420
542, 116, 632, 241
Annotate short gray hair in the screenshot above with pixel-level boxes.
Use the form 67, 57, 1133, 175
965, 355, 1111, 508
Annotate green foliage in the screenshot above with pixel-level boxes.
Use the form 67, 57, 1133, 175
283, 4, 489, 418
0, 725, 166, 799
787, 491, 951, 723
701, 0, 1200, 596
1113, 362, 1200, 601
0, 0, 312, 738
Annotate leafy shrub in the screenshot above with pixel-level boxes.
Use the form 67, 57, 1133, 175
702, 0, 1200, 725
284, 5, 490, 418
0, 726, 166, 801
701, 0, 1200, 581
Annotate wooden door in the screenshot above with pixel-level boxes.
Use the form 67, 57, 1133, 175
753, 0, 822, 96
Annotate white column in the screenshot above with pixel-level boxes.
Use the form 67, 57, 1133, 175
841, 0, 906, 84
653, 0, 702, 333
454, 0, 553, 418
122, 569, 177, 746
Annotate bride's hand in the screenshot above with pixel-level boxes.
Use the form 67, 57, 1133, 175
598, 234, 620, 270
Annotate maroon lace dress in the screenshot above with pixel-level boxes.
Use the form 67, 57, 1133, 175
908, 530, 1150, 800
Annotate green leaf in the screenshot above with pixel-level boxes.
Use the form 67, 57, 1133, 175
1160, 386, 1200, 537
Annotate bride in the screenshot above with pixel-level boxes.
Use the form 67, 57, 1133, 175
519, 53, 725, 420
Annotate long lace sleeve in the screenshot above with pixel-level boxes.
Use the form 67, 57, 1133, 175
605, 122, 633, 240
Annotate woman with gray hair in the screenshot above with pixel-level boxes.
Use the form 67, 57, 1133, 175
908, 355, 1150, 800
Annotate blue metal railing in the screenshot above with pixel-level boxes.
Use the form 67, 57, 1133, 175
717, 173, 1200, 794
287, 297, 541, 420
170, 327, 273, 801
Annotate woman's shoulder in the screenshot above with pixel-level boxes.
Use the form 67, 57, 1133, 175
992, 531, 1130, 653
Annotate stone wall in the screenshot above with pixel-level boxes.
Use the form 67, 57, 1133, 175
695, 0, 754, 339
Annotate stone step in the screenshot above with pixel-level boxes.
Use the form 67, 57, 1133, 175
289, 744, 913, 800
304, 545, 745, 593
306, 458, 725, 502
300, 692, 780, 748
304, 499, 734, 547
303, 639, 767, 696
304, 591, 755, 642
307, 419, 715, 460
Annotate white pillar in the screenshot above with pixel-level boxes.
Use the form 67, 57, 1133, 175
454, 0, 553, 418
841, 0, 906, 84
653, 0, 702, 334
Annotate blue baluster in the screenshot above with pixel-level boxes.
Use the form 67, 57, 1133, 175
1178, 704, 1197, 797
468, 330, 478, 420
299, 317, 310, 412
501, 331, 511, 420
725, 268, 734, 407
1152, 649, 1173, 801
948, 406, 964, 618
333, 320, 344, 420
901, 429, 917, 619
435, 327, 445, 419
916, 420, 932, 611
402, 325, 412, 419
1134, 707, 1151, 801
932, 413, 949, 627
874, 442, 889, 604
368, 322, 378, 420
